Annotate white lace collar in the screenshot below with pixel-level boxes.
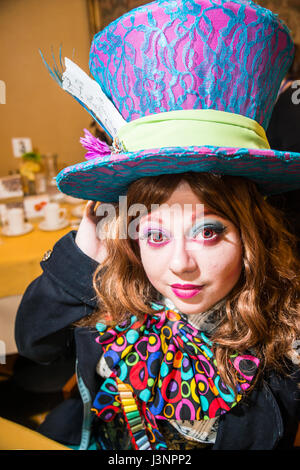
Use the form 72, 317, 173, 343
161, 296, 227, 333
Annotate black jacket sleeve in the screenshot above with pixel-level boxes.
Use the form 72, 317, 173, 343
264, 362, 300, 448
14, 230, 99, 364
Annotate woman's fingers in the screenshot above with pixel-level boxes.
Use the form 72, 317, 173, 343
85, 200, 97, 217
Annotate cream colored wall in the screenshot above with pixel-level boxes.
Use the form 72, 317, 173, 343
0, 0, 91, 176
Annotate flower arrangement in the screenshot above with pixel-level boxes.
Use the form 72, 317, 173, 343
19, 152, 42, 181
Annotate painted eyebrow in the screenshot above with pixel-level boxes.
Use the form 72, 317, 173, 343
144, 209, 217, 224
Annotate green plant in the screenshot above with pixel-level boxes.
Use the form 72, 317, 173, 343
21, 151, 41, 163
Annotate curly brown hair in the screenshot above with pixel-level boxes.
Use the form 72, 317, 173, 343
78, 172, 300, 395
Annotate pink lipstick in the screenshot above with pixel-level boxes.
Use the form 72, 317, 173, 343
170, 283, 204, 299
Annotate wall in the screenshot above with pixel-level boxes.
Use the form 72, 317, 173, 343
0, 0, 91, 177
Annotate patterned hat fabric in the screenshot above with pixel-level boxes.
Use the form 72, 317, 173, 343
54, 0, 300, 201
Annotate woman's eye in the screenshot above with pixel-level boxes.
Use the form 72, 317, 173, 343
192, 223, 226, 241
147, 231, 167, 244
201, 228, 216, 239
194, 227, 218, 240
142, 222, 227, 244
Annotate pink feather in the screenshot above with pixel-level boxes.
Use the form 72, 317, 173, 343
80, 128, 111, 160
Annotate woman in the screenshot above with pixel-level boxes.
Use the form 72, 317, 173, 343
83, 172, 299, 450
16, 0, 300, 450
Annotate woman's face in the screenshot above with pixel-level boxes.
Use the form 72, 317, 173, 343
138, 181, 243, 315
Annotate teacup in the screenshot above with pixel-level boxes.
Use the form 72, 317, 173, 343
4, 208, 25, 235
43, 202, 67, 228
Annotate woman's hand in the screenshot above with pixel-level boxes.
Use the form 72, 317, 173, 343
75, 201, 108, 263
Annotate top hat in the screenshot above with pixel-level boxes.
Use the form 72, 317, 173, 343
42, 0, 300, 202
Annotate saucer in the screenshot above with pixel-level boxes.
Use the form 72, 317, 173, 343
1, 222, 33, 237
39, 219, 69, 231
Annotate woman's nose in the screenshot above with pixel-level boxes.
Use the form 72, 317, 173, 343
168, 237, 198, 274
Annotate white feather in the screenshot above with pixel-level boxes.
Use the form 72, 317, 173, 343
62, 57, 126, 138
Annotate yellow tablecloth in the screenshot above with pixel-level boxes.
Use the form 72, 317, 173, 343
0, 204, 81, 298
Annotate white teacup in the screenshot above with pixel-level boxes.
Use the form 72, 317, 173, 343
43, 203, 67, 228
4, 208, 25, 235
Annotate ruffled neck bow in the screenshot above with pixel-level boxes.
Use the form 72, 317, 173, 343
92, 304, 260, 449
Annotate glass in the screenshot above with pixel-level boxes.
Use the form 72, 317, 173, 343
42, 154, 63, 201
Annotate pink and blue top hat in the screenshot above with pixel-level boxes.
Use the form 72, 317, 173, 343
43, 0, 300, 202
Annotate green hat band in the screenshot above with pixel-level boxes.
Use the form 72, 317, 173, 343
117, 109, 270, 152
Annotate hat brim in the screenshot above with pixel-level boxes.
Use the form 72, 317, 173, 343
56, 146, 300, 202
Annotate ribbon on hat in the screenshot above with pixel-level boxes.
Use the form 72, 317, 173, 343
116, 109, 270, 153
92, 307, 260, 449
